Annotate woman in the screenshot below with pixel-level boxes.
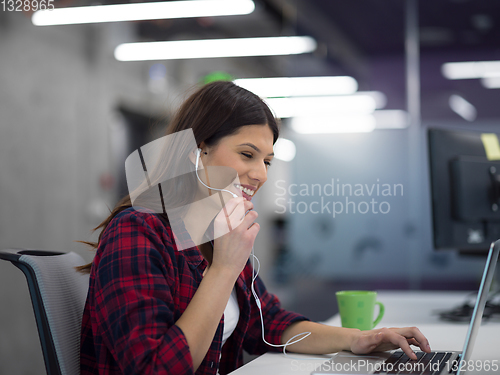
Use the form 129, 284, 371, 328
79, 81, 430, 375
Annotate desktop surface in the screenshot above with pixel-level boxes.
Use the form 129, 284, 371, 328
229, 291, 500, 375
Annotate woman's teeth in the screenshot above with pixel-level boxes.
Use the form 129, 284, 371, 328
235, 184, 254, 196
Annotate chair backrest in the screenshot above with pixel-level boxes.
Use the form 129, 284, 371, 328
0, 249, 89, 375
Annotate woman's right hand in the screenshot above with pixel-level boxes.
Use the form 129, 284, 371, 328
176, 197, 259, 371
211, 197, 259, 279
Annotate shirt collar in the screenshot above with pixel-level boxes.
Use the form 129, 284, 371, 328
170, 217, 206, 270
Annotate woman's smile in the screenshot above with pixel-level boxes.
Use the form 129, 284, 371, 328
234, 183, 257, 201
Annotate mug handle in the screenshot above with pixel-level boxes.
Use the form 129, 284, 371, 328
372, 301, 385, 328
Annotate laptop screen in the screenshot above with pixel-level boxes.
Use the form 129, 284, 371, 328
458, 240, 500, 375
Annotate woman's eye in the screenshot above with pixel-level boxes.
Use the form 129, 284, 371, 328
242, 152, 271, 167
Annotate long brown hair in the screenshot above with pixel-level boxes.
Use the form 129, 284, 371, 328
77, 81, 279, 273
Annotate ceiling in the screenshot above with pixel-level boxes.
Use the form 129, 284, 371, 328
309, 0, 500, 56
129, 0, 500, 59
51, 0, 500, 122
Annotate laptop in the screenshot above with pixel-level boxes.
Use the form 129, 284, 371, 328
311, 240, 500, 375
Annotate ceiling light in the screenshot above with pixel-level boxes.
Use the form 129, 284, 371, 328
372, 110, 409, 129
289, 111, 408, 134
362, 91, 387, 109
449, 94, 477, 121
233, 76, 358, 97
274, 138, 296, 162
291, 115, 376, 134
32, 0, 255, 26
441, 61, 500, 80
481, 73, 500, 89
114, 36, 317, 61
264, 95, 377, 118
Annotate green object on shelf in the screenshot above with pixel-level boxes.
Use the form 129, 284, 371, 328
202, 71, 234, 84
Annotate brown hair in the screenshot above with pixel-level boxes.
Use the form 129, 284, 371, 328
77, 81, 279, 273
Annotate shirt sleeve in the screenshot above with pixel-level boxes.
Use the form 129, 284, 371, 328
92, 210, 194, 375
242, 265, 310, 355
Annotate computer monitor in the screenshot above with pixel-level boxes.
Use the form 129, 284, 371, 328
428, 128, 500, 253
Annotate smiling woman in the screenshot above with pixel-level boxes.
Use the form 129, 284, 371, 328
78, 80, 431, 375
77, 80, 279, 270
78, 81, 293, 375
199, 125, 275, 201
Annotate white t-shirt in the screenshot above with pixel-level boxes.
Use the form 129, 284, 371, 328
221, 287, 240, 347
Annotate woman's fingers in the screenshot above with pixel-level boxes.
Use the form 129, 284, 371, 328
407, 338, 420, 347
226, 199, 257, 230
377, 327, 431, 359
214, 198, 248, 235
355, 329, 416, 359
352, 327, 431, 360
214, 197, 259, 245
246, 221, 260, 239
382, 330, 418, 360
393, 327, 431, 352
220, 197, 247, 217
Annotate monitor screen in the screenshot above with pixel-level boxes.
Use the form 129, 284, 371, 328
428, 128, 500, 253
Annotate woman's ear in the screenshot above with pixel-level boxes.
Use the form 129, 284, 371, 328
188, 148, 200, 166
198, 141, 207, 153
189, 142, 208, 166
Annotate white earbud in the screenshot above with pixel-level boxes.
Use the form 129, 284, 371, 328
195, 148, 238, 198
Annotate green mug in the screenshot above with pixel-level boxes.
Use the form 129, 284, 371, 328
336, 291, 385, 331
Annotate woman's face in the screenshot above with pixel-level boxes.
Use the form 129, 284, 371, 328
200, 124, 274, 201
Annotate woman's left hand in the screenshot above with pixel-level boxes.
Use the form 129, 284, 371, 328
350, 327, 431, 360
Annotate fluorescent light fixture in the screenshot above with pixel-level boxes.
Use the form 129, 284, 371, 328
274, 138, 296, 162
372, 110, 409, 129
442, 60, 500, 80
290, 110, 408, 134
362, 91, 387, 109
32, 0, 255, 26
233, 76, 358, 97
264, 95, 377, 118
481, 73, 500, 89
291, 115, 376, 134
114, 36, 316, 61
449, 94, 477, 121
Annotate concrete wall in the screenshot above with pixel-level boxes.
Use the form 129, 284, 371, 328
1, 14, 101, 375
0, 13, 178, 374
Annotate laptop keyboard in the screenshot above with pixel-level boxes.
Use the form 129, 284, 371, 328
374, 351, 457, 375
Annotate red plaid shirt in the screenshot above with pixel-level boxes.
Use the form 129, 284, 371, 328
80, 208, 308, 375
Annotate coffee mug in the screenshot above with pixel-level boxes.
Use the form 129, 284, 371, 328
336, 291, 385, 331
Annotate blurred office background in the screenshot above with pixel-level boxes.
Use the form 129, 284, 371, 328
1, 0, 500, 373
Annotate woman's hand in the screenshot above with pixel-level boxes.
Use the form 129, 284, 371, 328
212, 197, 259, 279
177, 197, 258, 370
350, 327, 431, 360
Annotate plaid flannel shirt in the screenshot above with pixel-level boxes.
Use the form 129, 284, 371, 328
80, 207, 308, 375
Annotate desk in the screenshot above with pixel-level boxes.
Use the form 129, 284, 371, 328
229, 291, 500, 375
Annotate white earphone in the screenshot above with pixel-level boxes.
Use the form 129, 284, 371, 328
195, 149, 312, 357
195, 148, 238, 198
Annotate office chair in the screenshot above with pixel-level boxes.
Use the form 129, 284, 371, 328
0, 249, 90, 375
